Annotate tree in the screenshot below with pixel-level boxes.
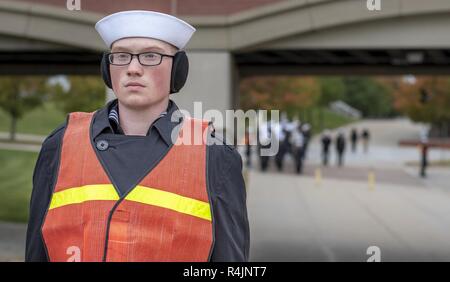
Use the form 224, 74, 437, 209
393, 76, 450, 130
342, 77, 394, 117
50, 76, 106, 114
318, 77, 346, 107
315, 77, 348, 130
240, 76, 321, 118
0, 76, 48, 141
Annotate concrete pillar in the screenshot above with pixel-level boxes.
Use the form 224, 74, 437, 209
171, 51, 236, 134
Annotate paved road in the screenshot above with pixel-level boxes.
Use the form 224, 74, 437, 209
246, 118, 450, 261
247, 169, 450, 261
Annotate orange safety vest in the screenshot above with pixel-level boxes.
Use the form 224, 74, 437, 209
41, 112, 214, 262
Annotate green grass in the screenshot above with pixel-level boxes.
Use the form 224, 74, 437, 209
0, 102, 66, 137
305, 107, 358, 135
0, 149, 39, 223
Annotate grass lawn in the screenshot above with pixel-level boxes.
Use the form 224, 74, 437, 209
0, 149, 39, 223
0, 102, 66, 137
304, 107, 358, 135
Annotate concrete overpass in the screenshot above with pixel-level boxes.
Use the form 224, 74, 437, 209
1, 0, 450, 120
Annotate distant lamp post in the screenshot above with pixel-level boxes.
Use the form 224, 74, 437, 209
420, 88, 429, 104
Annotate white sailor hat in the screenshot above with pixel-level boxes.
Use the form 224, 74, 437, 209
95, 10, 196, 49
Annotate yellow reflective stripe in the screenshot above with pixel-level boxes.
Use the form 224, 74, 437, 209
48, 184, 211, 221
49, 184, 119, 210
126, 186, 211, 221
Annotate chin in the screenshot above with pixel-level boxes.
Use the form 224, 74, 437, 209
118, 92, 166, 109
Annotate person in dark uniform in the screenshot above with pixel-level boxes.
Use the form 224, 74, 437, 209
290, 124, 304, 174
244, 128, 252, 168
275, 120, 291, 172
301, 123, 311, 160
335, 131, 346, 167
362, 128, 370, 153
25, 10, 249, 262
321, 130, 332, 166
258, 121, 272, 172
420, 142, 429, 178
350, 128, 358, 153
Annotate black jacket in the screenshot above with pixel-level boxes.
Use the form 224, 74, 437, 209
25, 99, 250, 262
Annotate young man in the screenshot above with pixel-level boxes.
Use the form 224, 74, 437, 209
25, 10, 249, 262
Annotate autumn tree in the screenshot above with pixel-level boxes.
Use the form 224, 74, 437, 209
393, 76, 450, 135
240, 76, 320, 118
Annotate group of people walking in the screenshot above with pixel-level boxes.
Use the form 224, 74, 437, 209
243, 116, 312, 174
243, 122, 371, 173
320, 127, 371, 167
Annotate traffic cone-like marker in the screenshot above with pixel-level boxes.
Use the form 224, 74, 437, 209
315, 168, 322, 187
368, 170, 376, 191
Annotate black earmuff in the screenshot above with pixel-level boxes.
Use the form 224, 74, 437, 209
100, 51, 189, 94
101, 53, 113, 89
169, 51, 189, 94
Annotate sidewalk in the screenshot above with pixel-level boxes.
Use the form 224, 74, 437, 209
0, 132, 46, 144
0, 132, 45, 153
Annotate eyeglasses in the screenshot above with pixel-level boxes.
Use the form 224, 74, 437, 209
107, 52, 174, 66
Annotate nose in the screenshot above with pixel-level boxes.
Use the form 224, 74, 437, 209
126, 55, 144, 77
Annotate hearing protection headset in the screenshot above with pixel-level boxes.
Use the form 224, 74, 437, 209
100, 51, 189, 94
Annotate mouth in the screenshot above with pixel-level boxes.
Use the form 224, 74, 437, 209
125, 82, 145, 87
125, 82, 146, 91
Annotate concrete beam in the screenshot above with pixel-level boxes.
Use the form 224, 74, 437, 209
2, 0, 450, 51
